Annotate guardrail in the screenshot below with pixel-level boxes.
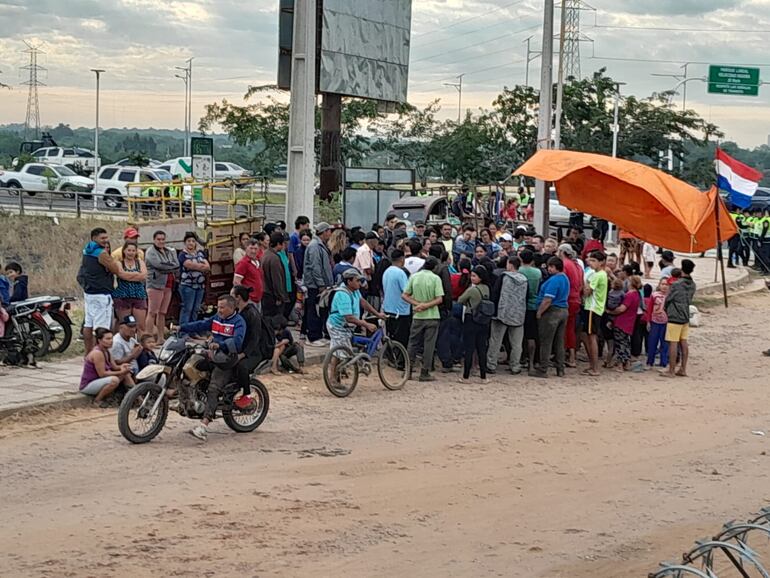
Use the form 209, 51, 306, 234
0, 186, 114, 218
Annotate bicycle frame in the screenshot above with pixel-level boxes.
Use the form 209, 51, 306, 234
352, 327, 385, 358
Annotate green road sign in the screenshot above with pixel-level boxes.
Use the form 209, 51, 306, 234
190, 136, 213, 156
708, 65, 760, 96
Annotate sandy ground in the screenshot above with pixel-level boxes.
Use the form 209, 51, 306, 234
2, 292, 770, 577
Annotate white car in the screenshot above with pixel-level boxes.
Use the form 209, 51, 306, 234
0, 163, 94, 198
215, 162, 251, 181
95, 165, 175, 209
548, 187, 593, 228
26, 146, 101, 175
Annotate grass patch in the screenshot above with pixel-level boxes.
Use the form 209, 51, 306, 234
0, 213, 124, 298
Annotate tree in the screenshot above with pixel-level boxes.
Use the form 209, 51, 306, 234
49, 123, 74, 141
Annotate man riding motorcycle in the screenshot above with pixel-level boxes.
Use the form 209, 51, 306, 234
180, 294, 246, 441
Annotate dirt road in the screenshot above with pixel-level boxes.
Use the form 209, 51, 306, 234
2, 293, 770, 577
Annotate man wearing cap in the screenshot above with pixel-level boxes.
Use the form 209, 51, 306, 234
412, 220, 426, 240
499, 233, 514, 257
110, 315, 142, 376
303, 222, 334, 346
659, 251, 676, 279
111, 227, 145, 261
326, 269, 384, 379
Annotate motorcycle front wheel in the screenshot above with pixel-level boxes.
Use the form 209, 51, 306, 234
222, 379, 270, 433
118, 382, 169, 444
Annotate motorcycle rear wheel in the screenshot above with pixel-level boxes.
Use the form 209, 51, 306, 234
118, 382, 169, 444
222, 379, 270, 433
48, 311, 73, 354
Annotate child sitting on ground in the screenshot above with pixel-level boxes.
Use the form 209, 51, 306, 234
137, 334, 158, 371
270, 315, 305, 374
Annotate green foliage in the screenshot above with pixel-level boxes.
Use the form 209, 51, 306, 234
127, 151, 150, 167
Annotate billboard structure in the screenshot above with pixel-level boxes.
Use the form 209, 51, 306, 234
319, 0, 412, 104
278, 0, 412, 104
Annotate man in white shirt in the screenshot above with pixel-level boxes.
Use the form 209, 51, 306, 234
111, 315, 142, 375
353, 232, 379, 281
404, 238, 425, 275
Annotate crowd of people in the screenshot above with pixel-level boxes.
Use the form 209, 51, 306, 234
281, 215, 698, 384
2, 208, 696, 425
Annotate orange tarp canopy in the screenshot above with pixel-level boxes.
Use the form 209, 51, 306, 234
514, 150, 737, 253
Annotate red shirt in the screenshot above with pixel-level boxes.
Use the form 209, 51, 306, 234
562, 257, 584, 307
581, 239, 604, 261
235, 256, 264, 303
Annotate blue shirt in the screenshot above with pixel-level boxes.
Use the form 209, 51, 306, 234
328, 288, 361, 329
536, 272, 569, 309
381, 266, 410, 316
288, 231, 301, 255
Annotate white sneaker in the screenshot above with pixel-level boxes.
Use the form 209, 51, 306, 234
190, 424, 208, 441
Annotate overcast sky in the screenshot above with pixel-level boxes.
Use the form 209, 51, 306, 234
1, 0, 770, 147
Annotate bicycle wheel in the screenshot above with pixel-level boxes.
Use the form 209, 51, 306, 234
377, 339, 409, 390
322, 345, 359, 397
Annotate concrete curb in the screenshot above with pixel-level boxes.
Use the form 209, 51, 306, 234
0, 392, 91, 422
0, 345, 331, 423
694, 267, 751, 297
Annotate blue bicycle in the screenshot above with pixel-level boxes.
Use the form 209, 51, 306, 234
322, 317, 410, 397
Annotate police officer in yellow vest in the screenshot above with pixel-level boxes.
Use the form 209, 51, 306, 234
727, 206, 745, 268
759, 208, 770, 274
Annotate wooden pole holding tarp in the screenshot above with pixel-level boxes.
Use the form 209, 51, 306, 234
714, 192, 729, 308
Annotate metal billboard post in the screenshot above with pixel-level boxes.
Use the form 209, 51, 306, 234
285, 0, 317, 228
534, 0, 554, 238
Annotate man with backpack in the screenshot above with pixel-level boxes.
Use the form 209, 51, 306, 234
487, 256, 529, 375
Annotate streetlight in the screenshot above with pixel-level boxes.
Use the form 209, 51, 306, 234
444, 74, 465, 123
175, 69, 189, 156
91, 69, 104, 212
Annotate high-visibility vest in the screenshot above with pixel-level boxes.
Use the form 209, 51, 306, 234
760, 217, 770, 239
520, 193, 530, 206
753, 217, 765, 237
141, 185, 159, 198
169, 184, 182, 199
746, 216, 756, 237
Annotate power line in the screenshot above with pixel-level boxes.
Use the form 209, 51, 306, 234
590, 23, 770, 34
588, 55, 770, 67
412, 45, 514, 70
414, 2, 528, 49
412, 23, 540, 64
413, 0, 525, 39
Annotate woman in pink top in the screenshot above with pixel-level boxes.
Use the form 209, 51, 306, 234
646, 280, 670, 368
608, 275, 642, 371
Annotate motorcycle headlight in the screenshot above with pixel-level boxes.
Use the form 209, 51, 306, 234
158, 347, 173, 362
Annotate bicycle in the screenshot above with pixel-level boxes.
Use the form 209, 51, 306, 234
322, 316, 410, 397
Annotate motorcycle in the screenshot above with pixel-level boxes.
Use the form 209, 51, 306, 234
117, 333, 270, 444
10, 296, 75, 356
0, 301, 48, 366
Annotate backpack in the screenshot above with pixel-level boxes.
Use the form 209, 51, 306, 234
470, 285, 495, 326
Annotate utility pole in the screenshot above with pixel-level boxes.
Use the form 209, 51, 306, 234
91, 69, 104, 211
21, 41, 45, 141
175, 58, 193, 157
444, 74, 464, 123
175, 67, 189, 156
553, 1, 568, 149
534, 0, 554, 237
187, 57, 193, 150
523, 36, 540, 87
611, 82, 625, 158
285, 0, 317, 227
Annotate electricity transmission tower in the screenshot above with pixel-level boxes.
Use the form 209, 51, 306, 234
560, 0, 594, 80
21, 41, 46, 140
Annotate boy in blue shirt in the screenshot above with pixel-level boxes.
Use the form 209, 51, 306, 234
532, 256, 570, 379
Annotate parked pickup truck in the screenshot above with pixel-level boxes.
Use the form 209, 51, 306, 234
0, 163, 94, 198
